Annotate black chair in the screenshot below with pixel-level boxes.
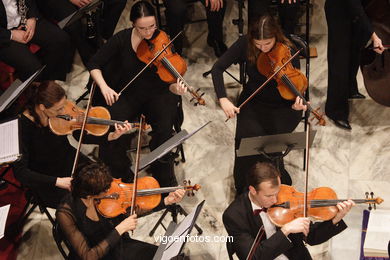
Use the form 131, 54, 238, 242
52, 220, 72, 259
18, 189, 56, 229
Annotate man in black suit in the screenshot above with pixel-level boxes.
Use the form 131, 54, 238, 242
0, 0, 73, 81
223, 162, 354, 260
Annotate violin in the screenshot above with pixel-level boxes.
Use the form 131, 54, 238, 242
95, 176, 201, 218
136, 30, 206, 106
257, 42, 326, 126
48, 100, 149, 136
267, 184, 384, 227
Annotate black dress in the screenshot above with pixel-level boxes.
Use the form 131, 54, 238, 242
212, 36, 302, 194
12, 114, 102, 208
56, 194, 157, 260
87, 28, 180, 187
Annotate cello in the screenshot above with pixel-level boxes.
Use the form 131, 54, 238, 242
360, 0, 390, 107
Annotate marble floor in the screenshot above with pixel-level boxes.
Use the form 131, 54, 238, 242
16, 0, 390, 260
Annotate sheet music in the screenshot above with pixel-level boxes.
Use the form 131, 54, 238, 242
364, 209, 390, 256
0, 204, 10, 239
0, 118, 20, 165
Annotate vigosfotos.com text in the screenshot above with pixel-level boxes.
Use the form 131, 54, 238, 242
154, 234, 233, 244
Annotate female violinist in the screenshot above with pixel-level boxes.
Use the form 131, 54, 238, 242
87, 0, 187, 187
56, 162, 185, 260
13, 81, 131, 208
211, 15, 307, 195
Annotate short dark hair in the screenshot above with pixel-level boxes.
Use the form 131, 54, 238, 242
130, 1, 156, 23
247, 162, 280, 191
71, 162, 113, 199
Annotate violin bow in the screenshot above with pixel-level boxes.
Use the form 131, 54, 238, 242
225, 49, 302, 122
130, 114, 145, 216
118, 31, 183, 96
70, 82, 97, 177
246, 225, 266, 260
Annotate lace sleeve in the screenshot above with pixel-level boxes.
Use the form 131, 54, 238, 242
56, 204, 121, 260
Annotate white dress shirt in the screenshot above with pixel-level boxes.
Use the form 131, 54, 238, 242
249, 193, 289, 260
2, 0, 21, 29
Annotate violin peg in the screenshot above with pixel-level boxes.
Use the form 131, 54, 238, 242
190, 98, 195, 102
196, 88, 201, 92
368, 204, 372, 211
365, 192, 369, 198
183, 180, 187, 185
370, 192, 374, 198
200, 93, 205, 97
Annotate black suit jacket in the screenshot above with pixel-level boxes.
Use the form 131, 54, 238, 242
0, 0, 40, 46
222, 193, 348, 260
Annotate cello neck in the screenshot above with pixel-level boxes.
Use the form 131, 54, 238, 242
86, 116, 126, 126
160, 57, 205, 105
309, 198, 383, 208
137, 185, 190, 196
280, 74, 325, 126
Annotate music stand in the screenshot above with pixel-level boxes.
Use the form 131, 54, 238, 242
237, 131, 316, 157
236, 131, 316, 173
57, 0, 103, 29
133, 122, 210, 237
0, 67, 45, 114
153, 200, 205, 260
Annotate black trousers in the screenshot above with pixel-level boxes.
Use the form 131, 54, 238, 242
99, 88, 180, 187
0, 19, 73, 81
324, 0, 365, 121
247, 0, 299, 35
163, 0, 226, 54
234, 97, 302, 195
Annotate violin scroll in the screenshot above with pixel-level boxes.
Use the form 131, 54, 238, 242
183, 180, 201, 196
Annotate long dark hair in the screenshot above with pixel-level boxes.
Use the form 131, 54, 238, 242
247, 15, 292, 64
130, 1, 156, 23
24, 81, 66, 126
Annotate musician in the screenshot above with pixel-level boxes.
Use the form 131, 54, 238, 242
163, 0, 227, 56
88, 0, 187, 187
211, 15, 307, 195
324, 0, 385, 130
56, 162, 185, 260
12, 81, 131, 208
0, 0, 73, 81
223, 162, 354, 260
34, 0, 127, 67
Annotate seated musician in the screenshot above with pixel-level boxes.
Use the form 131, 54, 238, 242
223, 162, 354, 260
88, 0, 187, 187
13, 81, 131, 208
56, 162, 185, 260
212, 15, 309, 195
0, 0, 73, 81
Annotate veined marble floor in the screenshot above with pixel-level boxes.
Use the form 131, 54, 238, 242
16, 1, 390, 260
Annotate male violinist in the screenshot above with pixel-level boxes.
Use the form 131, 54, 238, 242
222, 162, 354, 260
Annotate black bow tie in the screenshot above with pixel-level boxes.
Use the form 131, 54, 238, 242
253, 208, 267, 216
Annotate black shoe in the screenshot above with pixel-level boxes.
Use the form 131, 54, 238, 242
349, 92, 366, 99
329, 118, 352, 130
207, 36, 227, 57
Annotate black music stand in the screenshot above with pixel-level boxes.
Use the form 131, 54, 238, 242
57, 0, 103, 29
0, 68, 44, 189
153, 200, 205, 260
128, 123, 211, 236
236, 131, 317, 171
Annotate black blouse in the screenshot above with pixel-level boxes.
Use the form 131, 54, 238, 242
87, 28, 170, 95
212, 36, 299, 106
